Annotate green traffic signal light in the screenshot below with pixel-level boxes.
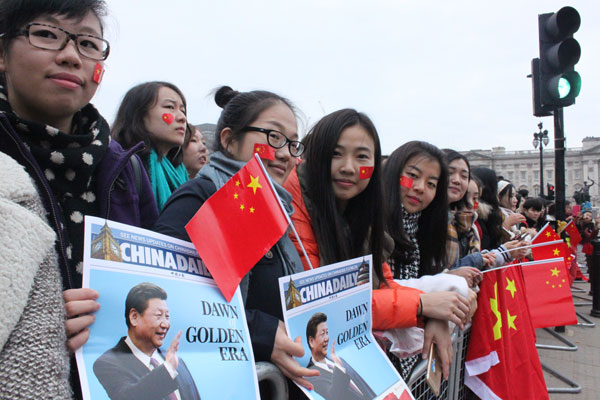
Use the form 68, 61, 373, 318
558, 78, 570, 98
536, 6, 582, 110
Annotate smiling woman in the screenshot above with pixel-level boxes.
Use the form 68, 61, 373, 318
0, 0, 158, 398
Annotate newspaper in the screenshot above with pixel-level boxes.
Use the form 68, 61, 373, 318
76, 216, 259, 400
279, 255, 413, 400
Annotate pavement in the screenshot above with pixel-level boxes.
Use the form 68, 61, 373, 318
537, 260, 600, 400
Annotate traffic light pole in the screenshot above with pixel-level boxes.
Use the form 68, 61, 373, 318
554, 107, 566, 333
554, 107, 565, 222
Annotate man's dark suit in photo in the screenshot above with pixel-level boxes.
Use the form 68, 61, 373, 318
92, 282, 200, 400
306, 356, 376, 400
305, 312, 376, 400
93, 336, 200, 400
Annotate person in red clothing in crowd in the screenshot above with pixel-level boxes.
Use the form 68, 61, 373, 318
284, 110, 466, 382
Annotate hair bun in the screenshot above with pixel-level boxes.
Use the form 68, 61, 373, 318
215, 86, 239, 108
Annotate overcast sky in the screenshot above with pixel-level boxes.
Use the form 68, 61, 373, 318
94, 0, 599, 154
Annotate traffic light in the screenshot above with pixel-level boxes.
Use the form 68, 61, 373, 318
537, 6, 581, 109
547, 184, 555, 200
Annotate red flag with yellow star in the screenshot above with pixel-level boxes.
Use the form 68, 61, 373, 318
253, 143, 275, 161
531, 222, 561, 243
563, 220, 582, 247
465, 266, 548, 400
359, 166, 374, 179
521, 258, 577, 328
185, 156, 289, 301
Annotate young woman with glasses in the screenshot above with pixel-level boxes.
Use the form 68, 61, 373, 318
112, 81, 190, 211
154, 86, 318, 398
0, 0, 157, 397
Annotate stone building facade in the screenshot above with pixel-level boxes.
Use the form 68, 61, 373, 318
462, 137, 600, 206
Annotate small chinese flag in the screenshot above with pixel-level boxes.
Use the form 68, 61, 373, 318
400, 176, 413, 188
532, 223, 561, 243
465, 266, 548, 400
563, 220, 582, 247
162, 113, 174, 125
359, 166, 374, 179
185, 156, 289, 301
92, 62, 104, 84
521, 258, 577, 329
253, 143, 275, 161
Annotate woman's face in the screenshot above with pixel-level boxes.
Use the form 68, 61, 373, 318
330, 125, 375, 211
225, 102, 297, 185
143, 86, 187, 156
499, 188, 518, 211
400, 154, 441, 214
466, 179, 480, 211
447, 158, 469, 204
0, 12, 104, 131
183, 128, 208, 177
524, 207, 541, 222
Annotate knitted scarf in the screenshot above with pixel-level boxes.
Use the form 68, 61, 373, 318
0, 84, 109, 285
447, 210, 480, 267
391, 208, 421, 280
146, 149, 188, 211
387, 208, 422, 380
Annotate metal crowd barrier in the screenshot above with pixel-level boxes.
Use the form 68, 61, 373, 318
407, 325, 472, 400
256, 361, 288, 400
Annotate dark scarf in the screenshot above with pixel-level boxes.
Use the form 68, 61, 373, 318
391, 208, 421, 280
0, 84, 109, 285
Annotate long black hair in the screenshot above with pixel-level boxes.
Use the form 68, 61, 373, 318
301, 108, 385, 285
443, 149, 471, 211
471, 167, 503, 249
111, 81, 187, 165
384, 141, 449, 277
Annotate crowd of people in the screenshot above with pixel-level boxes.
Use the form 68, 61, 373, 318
1, 1, 598, 399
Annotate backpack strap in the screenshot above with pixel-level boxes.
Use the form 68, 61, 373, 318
129, 154, 143, 195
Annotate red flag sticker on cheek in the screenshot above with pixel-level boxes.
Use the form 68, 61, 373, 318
92, 62, 104, 84
162, 113, 174, 125
253, 143, 275, 160
400, 176, 413, 188
473, 201, 479, 210
359, 166, 374, 179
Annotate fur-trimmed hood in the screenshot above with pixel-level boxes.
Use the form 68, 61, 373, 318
475, 200, 493, 222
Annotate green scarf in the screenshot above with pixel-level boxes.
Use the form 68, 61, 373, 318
147, 149, 188, 211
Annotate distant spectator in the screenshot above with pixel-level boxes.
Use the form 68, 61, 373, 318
520, 197, 544, 231
182, 124, 208, 178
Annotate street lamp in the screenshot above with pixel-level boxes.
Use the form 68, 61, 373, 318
532, 122, 550, 197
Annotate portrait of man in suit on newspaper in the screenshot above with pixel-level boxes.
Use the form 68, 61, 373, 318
305, 312, 375, 400
93, 282, 201, 400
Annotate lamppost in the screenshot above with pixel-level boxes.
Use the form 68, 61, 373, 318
532, 122, 550, 197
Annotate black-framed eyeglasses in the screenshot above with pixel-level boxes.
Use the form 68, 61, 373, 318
244, 126, 305, 157
15, 22, 110, 61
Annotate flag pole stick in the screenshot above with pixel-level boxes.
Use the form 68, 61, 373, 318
493, 239, 564, 257
482, 257, 565, 274
255, 155, 314, 270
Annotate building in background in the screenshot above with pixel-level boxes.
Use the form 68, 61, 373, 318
462, 137, 600, 206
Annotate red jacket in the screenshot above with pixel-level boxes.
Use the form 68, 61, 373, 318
284, 167, 423, 330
